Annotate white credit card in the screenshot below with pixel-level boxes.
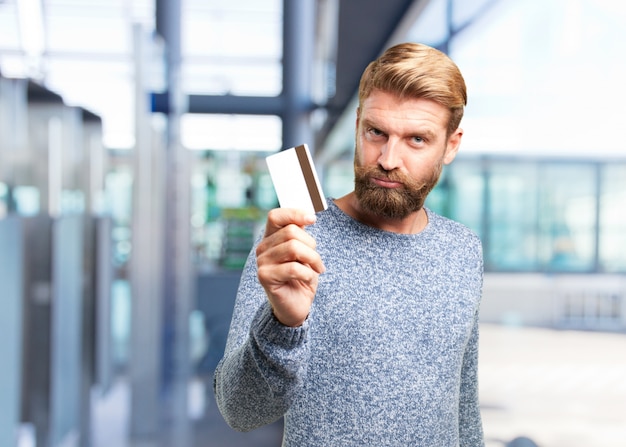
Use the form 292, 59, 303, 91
266, 144, 328, 214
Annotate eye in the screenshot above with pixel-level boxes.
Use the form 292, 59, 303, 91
366, 127, 386, 140
412, 136, 424, 144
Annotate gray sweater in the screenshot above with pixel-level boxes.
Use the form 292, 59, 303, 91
214, 200, 485, 447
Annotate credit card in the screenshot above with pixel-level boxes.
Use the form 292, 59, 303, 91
266, 144, 328, 214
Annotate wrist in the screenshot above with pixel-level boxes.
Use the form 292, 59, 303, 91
271, 307, 308, 328
252, 304, 310, 348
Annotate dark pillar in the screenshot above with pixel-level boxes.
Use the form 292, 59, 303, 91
282, 0, 317, 151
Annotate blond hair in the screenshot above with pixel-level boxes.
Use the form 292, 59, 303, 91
358, 42, 467, 135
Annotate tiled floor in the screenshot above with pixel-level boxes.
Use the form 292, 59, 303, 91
479, 324, 626, 447
91, 324, 626, 447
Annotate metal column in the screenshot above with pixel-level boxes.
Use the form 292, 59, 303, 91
157, 0, 193, 442
282, 0, 317, 151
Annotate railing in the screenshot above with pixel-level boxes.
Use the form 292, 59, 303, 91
556, 286, 626, 331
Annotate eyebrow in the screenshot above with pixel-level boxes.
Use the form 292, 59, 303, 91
418, 129, 438, 141
361, 117, 438, 141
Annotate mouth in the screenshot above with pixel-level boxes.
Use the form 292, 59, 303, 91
371, 176, 403, 189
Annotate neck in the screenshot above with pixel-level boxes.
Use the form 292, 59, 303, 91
335, 192, 428, 234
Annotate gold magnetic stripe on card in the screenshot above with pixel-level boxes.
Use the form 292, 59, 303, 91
294, 145, 325, 212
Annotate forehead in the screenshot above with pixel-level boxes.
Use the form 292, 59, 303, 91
359, 90, 449, 135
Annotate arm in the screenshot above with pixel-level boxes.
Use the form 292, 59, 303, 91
458, 308, 485, 447
213, 281, 310, 431
213, 209, 324, 431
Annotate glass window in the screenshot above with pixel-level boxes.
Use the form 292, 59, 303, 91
323, 159, 354, 200
445, 159, 485, 239
182, 0, 282, 97
182, 61, 282, 97
486, 161, 539, 271
430, 158, 614, 273
189, 149, 274, 270
12, 186, 40, 216
408, 0, 508, 50
537, 163, 598, 272
406, 0, 449, 47
181, 114, 282, 152
599, 163, 626, 272
425, 165, 450, 217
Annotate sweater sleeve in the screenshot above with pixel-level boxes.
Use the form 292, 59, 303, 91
213, 249, 311, 432
458, 308, 485, 447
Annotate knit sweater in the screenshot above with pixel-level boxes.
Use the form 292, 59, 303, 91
214, 200, 485, 447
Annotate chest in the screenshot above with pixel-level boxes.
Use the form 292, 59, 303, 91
318, 270, 474, 344
312, 261, 477, 382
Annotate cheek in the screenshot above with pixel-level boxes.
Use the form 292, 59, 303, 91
405, 157, 437, 180
354, 139, 366, 166
355, 140, 380, 167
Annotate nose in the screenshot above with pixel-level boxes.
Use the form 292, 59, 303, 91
377, 138, 403, 171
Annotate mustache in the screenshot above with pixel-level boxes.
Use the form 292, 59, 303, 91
354, 165, 429, 189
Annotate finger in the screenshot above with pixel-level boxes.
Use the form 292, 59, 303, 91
264, 208, 317, 237
258, 260, 321, 288
257, 223, 317, 255
258, 238, 326, 274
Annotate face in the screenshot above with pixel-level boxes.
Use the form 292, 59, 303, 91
354, 89, 462, 219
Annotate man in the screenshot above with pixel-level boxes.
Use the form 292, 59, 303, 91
214, 42, 484, 446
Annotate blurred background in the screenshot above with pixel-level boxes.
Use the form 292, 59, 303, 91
1, 0, 625, 446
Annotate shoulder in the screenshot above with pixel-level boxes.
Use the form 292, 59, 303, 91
425, 208, 482, 252
425, 210, 484, 289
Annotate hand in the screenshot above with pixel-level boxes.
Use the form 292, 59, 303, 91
256, 208, 326, 327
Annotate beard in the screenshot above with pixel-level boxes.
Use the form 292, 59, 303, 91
354, 160, 443, 220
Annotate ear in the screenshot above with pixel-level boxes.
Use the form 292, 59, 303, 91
443, 128, 463, 165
